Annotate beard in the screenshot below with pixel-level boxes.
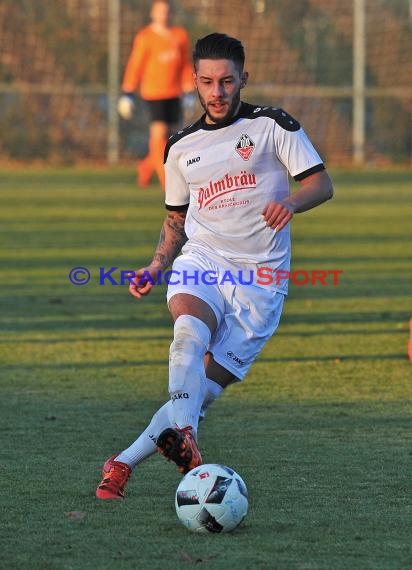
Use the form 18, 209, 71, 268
198, 89, 241, 124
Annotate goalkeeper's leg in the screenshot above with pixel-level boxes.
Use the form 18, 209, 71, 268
137, 122, 167, 189
147, 121, 167, 189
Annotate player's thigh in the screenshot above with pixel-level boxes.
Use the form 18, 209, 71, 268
166, 253, 225, 333
204, 352, 238, 388
149, 120, 169, 139
168, 293, 217, 334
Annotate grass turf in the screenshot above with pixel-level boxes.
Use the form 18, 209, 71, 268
0, 168, 411, 570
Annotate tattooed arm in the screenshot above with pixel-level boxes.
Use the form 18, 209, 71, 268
151, 210, 188, 270
129, 210, 187, 298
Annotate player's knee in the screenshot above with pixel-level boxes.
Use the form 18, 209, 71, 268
169, 315, 210, 392
171, 315, 210, 355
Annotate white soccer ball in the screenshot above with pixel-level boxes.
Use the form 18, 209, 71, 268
175, 464, 248, 533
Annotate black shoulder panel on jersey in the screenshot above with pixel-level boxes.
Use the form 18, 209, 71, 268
273, 108, 300, 131
246, 105, 301, 132
164, 119, 203, 163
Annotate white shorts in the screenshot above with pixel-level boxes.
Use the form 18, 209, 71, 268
166, 252, 285, 381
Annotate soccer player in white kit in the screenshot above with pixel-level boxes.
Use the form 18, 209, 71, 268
96, 33, 334, 499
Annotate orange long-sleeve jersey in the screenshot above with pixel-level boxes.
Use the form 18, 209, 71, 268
121, 26, 194, 100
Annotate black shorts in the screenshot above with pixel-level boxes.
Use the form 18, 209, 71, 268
145, 98, 182, 125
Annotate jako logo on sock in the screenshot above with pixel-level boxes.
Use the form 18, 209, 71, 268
172, 393, 189, 401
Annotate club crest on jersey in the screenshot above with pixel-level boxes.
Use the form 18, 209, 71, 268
235, 134, 255, 161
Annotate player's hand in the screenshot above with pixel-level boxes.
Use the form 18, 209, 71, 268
128, 266, 159, 298
262, 201, 294, 232
117, 94, 135, 120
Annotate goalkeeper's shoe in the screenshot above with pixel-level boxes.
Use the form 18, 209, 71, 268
96, 456, 131, 500
156, 426, 202, 475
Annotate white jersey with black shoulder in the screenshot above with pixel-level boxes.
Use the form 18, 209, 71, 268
164, 102, 324, 294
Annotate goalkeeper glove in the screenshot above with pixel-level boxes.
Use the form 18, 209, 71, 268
117, 93, 135, 120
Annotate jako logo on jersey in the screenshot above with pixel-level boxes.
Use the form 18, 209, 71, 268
236, 134, 255, 160
226, 351, 245, 366
197, 170, 257, 209
187, 156, 200, 167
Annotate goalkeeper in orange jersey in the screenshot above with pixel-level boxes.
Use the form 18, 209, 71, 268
117, 0, 194, 189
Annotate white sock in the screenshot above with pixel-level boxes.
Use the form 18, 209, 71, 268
114, 400, 172, 468
169, 315, 211, 436
200, 377, 224, 419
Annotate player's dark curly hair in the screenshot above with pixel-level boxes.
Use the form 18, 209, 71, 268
193, 33, 245, 71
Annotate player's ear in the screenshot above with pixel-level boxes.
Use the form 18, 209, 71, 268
240, 72, 249, 89
192, 71, 198, 87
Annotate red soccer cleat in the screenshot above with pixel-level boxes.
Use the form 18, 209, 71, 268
96, 456, 131, 500
156, 426, 203, 475
101, 454, 117, 478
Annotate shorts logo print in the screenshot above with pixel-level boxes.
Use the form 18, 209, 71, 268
226, 351, 245, 366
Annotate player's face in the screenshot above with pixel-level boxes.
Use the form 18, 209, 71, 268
194, 59, 248, 124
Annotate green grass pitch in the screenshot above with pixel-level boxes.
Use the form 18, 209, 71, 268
0, 168, 411, 570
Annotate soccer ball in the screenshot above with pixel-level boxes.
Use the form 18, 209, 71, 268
175, 464, 248, 533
